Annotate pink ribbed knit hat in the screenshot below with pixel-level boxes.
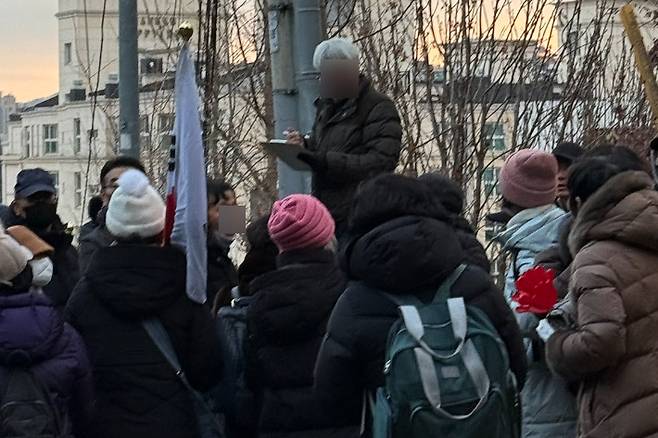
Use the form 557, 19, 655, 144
268, 194, 335, 252
500, 149, 558, 209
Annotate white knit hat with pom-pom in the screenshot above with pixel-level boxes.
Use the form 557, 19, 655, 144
106, 169, 166, 239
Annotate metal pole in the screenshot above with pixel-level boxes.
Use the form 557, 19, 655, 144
268, 0, 305, 197
291, 0, 322, 195
119, 0, 140, 158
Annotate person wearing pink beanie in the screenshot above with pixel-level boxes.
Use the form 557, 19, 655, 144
497, 149, 575, 438
245, 194, 350, 437
268, 194, 336, 252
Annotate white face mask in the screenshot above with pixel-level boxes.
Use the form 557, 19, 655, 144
29, 257, 53, 287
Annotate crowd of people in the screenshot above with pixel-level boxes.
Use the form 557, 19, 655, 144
2, 37, 658, 438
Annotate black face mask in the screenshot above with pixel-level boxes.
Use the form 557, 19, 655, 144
24, 203, 58, 231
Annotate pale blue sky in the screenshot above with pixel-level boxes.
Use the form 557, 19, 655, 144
0, 0, 59, 101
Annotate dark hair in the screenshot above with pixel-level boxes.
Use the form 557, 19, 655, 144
88, 196, 103, 222
418, 172, 464, 215
207, 179, 235, 205
349, 174, 449, 234
567, 157, 625, 205
245, 214, 273, 249
100, 156, 146, 185
585, 144, 647, 173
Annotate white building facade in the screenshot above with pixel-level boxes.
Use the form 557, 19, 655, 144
2, 0, 197, 229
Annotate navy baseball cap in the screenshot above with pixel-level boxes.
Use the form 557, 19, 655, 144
15, 169, 56, 199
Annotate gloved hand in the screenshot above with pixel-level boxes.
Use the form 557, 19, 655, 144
298, 150, 328, 171
512, 266, 558, 315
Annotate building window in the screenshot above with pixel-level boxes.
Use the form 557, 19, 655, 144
74, 172, 82, 208
158, 113, 174, 146
23, 126, 31, 157
64, 43, 72, 65
139, 115, 149, 133
43, 124, 58, 154
49, 172, 59, 194
139, 115, 151, 146
484, 123, 505, 151
567, 31, 579, 56
73, 118, 81, 153
141, 57, 163, 75
158, 113, 174, 133
483, 167, 500, 197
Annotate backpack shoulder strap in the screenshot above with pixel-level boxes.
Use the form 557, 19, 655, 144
432, 263, 468, 303
380, 263, 469, 308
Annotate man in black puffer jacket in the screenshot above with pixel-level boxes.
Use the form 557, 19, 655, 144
246, 194, 358, 438
314, 174, 527, 426
65, 170, 221, 438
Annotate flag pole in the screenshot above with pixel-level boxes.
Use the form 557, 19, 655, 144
169, 22, 209, 304
163, 22, 194, 246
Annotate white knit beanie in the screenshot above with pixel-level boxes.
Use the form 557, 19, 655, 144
0, 225, 32, 285
106, 169, 166, 239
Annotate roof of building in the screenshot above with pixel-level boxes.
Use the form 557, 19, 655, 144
22, 94, 59, 111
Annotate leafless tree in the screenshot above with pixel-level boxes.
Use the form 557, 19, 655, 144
320, 0, 656, 274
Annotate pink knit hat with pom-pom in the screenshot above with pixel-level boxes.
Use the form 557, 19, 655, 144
268, 194, 335, 252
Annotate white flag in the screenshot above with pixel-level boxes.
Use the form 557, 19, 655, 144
171, 44, 208, 304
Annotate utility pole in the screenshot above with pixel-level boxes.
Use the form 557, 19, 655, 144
268, 0, 322, 197
119, 0, 140, 159
293, 0, 323, 171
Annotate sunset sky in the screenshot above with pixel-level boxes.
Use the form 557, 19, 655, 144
0, 0, 59, 102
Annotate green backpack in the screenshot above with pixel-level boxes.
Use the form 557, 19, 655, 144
372, 264, 520, 438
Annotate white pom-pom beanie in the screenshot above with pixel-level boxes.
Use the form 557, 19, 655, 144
106, 169, 166, 239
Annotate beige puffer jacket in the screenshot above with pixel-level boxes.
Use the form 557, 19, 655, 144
546, 171, 658, 438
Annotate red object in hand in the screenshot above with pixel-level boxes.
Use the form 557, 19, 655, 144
512, 266, 558, 314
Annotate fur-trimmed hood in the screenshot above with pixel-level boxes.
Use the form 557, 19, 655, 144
569, 171, 658, 255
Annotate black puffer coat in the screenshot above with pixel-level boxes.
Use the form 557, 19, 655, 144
314, 216, 527, 421
206, 237, 238, 305
306, 77, 402, 234
78, 225, 114, 274
246, 248, 358, 438
453, 216, 491, 272
65, 244, 222, 438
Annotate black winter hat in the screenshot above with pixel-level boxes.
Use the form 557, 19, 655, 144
418, 172, 464, 215
349, 174, 449, 234
552, 142, 584, 164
